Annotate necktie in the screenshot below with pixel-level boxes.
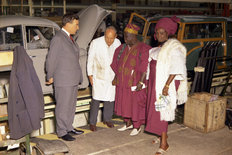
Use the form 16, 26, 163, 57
70, 35, 74, 43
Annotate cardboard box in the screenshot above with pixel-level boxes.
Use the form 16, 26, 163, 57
0, 122, 8, 141
0, 104, 7, 117
0, 84, 6, 98
184, 92, 227, 133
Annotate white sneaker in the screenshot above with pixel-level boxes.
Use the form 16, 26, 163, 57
117, 125, 133, 131
130, 128, 141, 136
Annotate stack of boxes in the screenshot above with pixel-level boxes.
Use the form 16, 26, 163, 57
0, 76, 10, 141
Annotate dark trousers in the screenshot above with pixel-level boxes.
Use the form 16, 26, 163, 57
55, 85, 78, 137
89, 99, 114, 125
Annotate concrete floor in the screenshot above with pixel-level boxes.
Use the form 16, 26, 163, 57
31, 95, 232, 155
34, 119, 232, 155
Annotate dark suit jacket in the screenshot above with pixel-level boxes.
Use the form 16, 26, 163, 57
46, 30, 83, 87
8, 46, 44, 140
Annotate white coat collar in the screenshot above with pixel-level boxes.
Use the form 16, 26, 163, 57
62, 28, 70, 37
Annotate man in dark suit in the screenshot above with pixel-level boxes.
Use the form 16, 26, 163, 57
46, 13, 84, 141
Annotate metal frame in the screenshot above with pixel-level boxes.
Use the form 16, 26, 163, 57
1, 0, 228, 16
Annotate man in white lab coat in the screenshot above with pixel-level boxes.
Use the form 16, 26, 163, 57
87, 26, 121, 131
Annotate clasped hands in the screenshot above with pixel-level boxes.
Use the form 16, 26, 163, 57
112, 76, 143, 91
135, 81, 143, 91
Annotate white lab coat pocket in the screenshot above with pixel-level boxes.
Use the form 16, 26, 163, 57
95, 58, 106, 80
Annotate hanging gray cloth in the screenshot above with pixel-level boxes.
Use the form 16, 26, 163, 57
8, 46, 44, 140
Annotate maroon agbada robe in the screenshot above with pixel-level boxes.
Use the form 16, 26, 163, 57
145, 60, 180, 135
111, 42, 151, 127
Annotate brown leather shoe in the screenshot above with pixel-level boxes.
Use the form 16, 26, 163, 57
90, 124, 97, 132
103, 121, 114, 128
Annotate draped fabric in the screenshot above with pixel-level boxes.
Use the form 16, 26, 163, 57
146, 39, 187, 122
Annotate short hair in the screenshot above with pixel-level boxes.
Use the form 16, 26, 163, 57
62, 13, 79, 26
105, 26, 117, 34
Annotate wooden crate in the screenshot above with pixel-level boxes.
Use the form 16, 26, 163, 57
184, 92, 227, 133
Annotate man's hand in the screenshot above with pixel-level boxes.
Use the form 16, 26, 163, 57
46, 78, 53, 85
88, 75, 93, 86
136, 72, 146, 91
112, 76, 117, 86
135, 81, 143, 91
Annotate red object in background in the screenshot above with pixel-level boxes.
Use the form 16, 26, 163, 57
222, 4, 230, 17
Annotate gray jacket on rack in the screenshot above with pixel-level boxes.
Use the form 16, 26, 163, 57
8, 46, 44, 140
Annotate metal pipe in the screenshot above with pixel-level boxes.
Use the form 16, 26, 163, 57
21, 0, 23, 14
1, 0, 4, 15
28, 0, 33, 16
40, 0, 43, 11
0, 4, 210, 12
51, 0, 54, 13
63, 0, 66, 15
161, 0, 231, 3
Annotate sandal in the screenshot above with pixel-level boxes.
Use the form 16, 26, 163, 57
155, 146, 169, 155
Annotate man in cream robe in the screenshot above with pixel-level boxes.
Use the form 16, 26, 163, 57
87, 26, 121, 131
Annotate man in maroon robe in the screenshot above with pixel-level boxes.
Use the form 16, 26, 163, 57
111, 24, 151, 136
